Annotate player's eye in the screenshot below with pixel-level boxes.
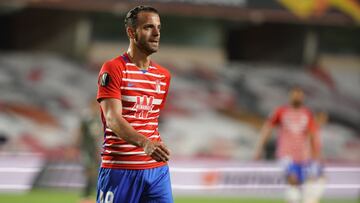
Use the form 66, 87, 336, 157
144, 25, 153, 29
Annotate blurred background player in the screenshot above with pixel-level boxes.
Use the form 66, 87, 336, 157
303, 111, 329, 203
71, 99, 102, 203
254, 86, 319, 203
96, 5, 172, 203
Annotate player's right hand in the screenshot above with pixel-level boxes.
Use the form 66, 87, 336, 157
144, 140, 170, 162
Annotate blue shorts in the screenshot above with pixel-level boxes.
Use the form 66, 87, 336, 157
96, 165, 173, 203
284, 160, 325, 184
285, 162, 307, 184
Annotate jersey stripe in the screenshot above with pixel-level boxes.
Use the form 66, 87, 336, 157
129, 122, 158, 126
137, 129, 156, 133
104, 143, 137, 148
125, 63, 157, 70
105, 134, 159, 140
123, 78, 166, 85
125, 63, 158, 70
120, 86, 165, 94
104, 150, 146, 155
105, 135, 121, 139
122, 70, 165, 78
125, 63, 136, 66
102, 160, 157, 164
123, 115, 159, 120
148, 135, 160, 139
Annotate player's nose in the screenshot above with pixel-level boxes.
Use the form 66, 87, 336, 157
152, 27, 160, 36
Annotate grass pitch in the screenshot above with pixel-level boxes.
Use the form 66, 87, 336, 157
0, 189, 357, 203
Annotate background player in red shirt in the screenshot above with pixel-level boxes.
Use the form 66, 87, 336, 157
254, 87, 319, 203
96, 5, 172, 203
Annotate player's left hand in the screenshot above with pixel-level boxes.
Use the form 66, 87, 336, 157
144, 141, 170, 162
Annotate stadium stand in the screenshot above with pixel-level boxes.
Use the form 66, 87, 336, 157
0, 52, 358, 162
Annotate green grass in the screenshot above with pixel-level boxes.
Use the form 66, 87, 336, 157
0, 189, 357, 203
176, 197, 359, 203
0, 189, 79, 203
177, 197, 279, 203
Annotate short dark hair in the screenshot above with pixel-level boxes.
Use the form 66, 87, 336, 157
124, 5, 159, 28
289, 85, 303, 93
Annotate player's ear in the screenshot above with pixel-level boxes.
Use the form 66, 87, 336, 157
126, 27, 136, 39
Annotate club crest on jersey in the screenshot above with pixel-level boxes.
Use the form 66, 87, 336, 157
132, 95, 154, 119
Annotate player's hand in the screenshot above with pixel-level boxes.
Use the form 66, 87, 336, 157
144, 140, 170, 162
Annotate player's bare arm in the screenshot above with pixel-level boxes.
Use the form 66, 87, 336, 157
254, 122, 274, 160
100, 98, 170, 162
309, 131, 320, 161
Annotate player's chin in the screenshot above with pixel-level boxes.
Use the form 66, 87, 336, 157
150, 46, 159, 53
148, 43, 159, 51
146, 48, 158, 55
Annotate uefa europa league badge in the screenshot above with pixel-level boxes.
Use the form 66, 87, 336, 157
100, 72, 110, 87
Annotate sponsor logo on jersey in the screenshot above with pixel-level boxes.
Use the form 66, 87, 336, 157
133, 95, 154, 118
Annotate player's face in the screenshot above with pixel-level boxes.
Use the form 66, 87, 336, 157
134, 12, 161, 55
289, 88, 304, 107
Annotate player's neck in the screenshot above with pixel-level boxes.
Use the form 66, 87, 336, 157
127, 47, 151, 70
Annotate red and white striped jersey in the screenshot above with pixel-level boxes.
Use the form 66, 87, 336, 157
268, 105, 315, 162
96, 53, 171, 169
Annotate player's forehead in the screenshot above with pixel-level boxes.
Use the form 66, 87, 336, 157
290, 88, 304, 95
136, 11, 160, 26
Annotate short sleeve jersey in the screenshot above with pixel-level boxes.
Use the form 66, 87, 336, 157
268, 105, 315, 162
97, 53, 171, 169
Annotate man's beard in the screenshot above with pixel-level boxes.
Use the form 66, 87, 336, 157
135, 35, 158, 55
292, 100, 303, 108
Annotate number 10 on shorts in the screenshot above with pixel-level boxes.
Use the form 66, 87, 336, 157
99, 190, 114, 203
